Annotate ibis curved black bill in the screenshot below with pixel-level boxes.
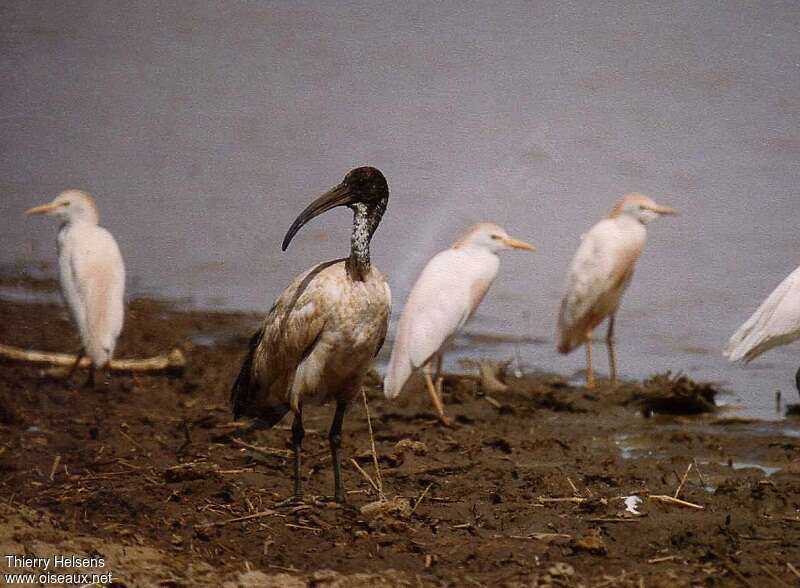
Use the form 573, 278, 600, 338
282, 183, 355, 251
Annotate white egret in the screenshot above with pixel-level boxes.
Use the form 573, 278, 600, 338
26, 190, 126, 387
231, 167, 391, 503
725, 265, 800, 377
383, 223, 534, 425
556, 193, 675, 388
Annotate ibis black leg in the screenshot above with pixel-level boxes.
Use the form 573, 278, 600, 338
291, 409, 305, 500
329, 400, 347, 503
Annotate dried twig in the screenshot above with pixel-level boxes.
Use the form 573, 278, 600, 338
361, 388, 384, 500
566, 476, 580, 496
49, 455, 61, 481
787, 562, 800, 579
410, 483, 432, 516
648, 555, 677, 564
194, 509, 278, 529
674, 462, 693, 498
231, 438, 292, 459
759, 564, 791, 587
514, 532, 572, 541
538, 496, 589, 504
649, 494, 703, 510
692, 457, 706, 487
350, 458, 379, 494
722, 561, 755, 588
0, 342, 186, 373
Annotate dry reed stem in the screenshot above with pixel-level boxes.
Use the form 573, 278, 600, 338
361, 388, 384, 501
350, 458, 379, 494
410, 483, 432, 515
0, 342, 185, 373
649, 494, 703, 509
674, 462, 693, 498
195, 509, 278, 529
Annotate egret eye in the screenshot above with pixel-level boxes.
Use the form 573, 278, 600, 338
63, 202, 70, 207
490, 235, 500, 240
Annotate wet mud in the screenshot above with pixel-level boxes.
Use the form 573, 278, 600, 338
0, 293, 799, 587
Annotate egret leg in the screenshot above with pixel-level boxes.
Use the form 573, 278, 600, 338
291, 409, 305, 500
606, 314, 618, 386
431, 351, 444, 382
329, 399, 347, 503
424, 367, 452, 427
84, 364, 96, 389
795, 365, 800, 400
585, 332, 595, 389
67, 348, 85, 380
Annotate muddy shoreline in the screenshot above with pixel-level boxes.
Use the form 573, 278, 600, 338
0, 290, 798, 587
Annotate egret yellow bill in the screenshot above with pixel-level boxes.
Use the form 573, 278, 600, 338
384, 223, 534, 425
231, 167, 391, 503
556, 193, 675, 388
26, 190, 126, 387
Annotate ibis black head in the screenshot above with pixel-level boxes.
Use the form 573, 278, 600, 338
282, 166, 389, 251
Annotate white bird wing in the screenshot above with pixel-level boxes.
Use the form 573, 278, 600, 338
725, 265, 800, 363
557, 219, 643, 353
60, 225, 125, 363
384, 248, 498, 398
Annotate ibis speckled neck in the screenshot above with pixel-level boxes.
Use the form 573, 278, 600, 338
347, 199, 386, 281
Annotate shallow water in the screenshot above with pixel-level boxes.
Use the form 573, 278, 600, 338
1, 1, 799, 420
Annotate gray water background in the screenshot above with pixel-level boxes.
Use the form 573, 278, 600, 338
2, 1, 799, 420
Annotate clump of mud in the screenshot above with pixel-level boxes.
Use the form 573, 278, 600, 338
635, 372, 719, 415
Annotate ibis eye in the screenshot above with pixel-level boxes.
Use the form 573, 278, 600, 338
63, 202, 70, 207
490, 235, 500, 240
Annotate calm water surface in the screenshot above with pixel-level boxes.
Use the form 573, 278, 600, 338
2, 1, 799, 419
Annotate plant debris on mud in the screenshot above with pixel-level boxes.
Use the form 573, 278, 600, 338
0, 294, 799, 587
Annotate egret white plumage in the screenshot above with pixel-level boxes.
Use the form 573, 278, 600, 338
26, 190, 126, 387
556, 193, 675, 388
384, 223, 534, 425
725, 265, 800, 389
231, 167, 391, 503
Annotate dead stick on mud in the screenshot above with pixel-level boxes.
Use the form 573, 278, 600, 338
49, 455, 61, 481
787, 562, 800, 579
759, 564, 791, 587
566, 476, 580, 496
537, 496, 590, 504
649, 494, 704, 510
350, 458, 379, 494
674, 462, 693, 498
195, 509, 278, 530
361, 388, 384, 501
410, 483, 433, 516
723, 561, 756, 588
0, 342, 186, 374
647, 555, 678, 564
231, 438, 292, 459
692, 457, 706, 487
